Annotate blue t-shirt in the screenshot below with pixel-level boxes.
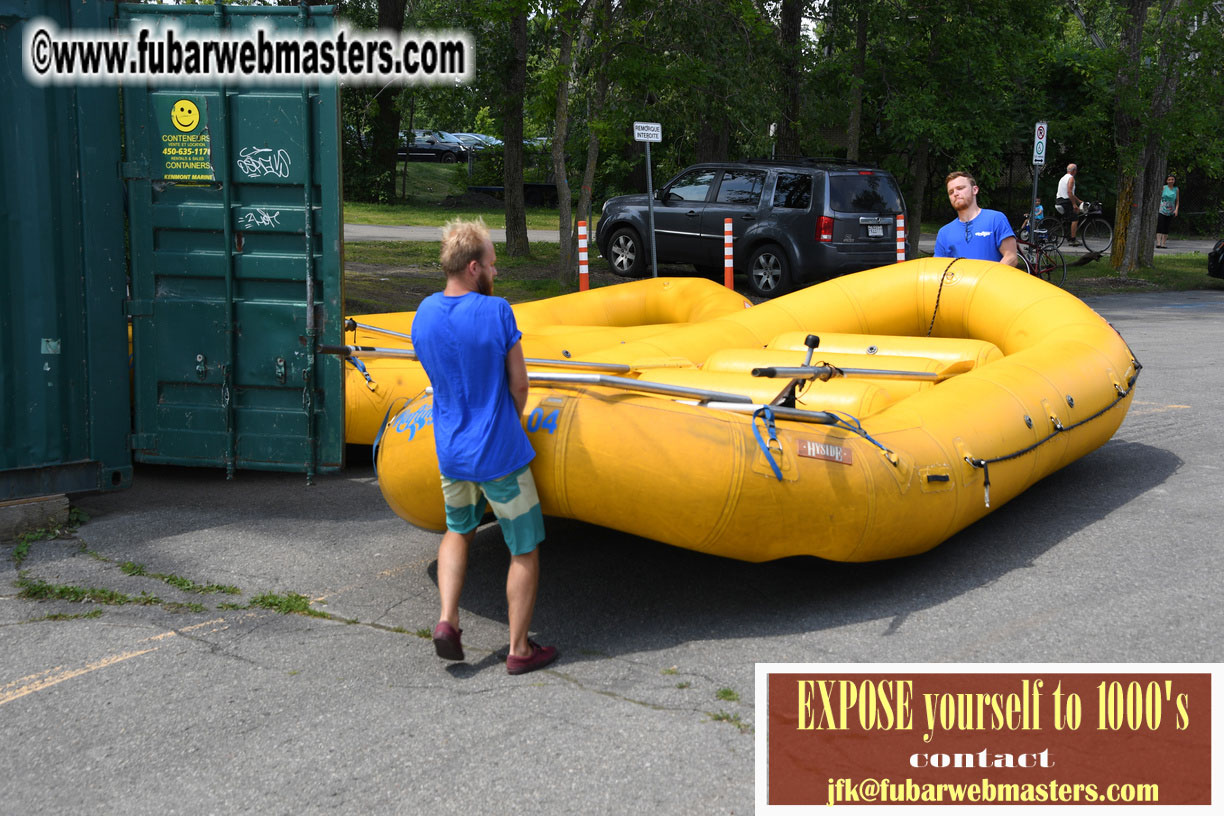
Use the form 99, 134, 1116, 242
412, 292, 535, 482
933, 208, 1015, 262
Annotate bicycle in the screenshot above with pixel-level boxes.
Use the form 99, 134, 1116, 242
1015, 237, 1066, 286
1045, 201, 1113, 253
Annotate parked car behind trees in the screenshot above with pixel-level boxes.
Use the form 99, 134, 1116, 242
398, 130, 469, 162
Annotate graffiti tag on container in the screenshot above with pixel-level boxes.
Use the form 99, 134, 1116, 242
395, 403, 434, 441
236, 146, 291, 179
238, 209, 281, 228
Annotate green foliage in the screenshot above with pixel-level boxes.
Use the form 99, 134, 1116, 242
334, 0, 1222, 232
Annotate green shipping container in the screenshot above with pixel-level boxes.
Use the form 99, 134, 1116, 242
1, 1, 344, 501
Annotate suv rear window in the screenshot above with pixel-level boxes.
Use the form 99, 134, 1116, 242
773, 172, 813, 210
829, 173, 903, 214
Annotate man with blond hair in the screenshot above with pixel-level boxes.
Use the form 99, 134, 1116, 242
411, 218, 557, 675
934, 171, 1017, 266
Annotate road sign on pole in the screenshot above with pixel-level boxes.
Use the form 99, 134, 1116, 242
633, 121, 662, 143
1030, 121, 1048, 246
635, 121, 662, 277
1032, 121, 1048, 166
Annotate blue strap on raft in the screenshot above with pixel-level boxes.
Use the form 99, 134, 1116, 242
752, 405, 785, 481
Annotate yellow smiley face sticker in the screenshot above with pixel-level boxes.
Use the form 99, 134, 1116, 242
171, 99, 200, 132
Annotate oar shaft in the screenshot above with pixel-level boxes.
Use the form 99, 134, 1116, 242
753, 364, 940, 381
320, 344, 632, 373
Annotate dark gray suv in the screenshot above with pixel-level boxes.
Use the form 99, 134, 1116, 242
594, 159, 907, 297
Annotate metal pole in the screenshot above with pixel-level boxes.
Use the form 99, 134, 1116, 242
645, 141, 658, 278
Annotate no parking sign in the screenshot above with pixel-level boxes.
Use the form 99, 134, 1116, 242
1033, 121, 1048, 166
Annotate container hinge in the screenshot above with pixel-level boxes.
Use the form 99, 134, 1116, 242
129, 433, 159, 451
121, 160, 149, 180
124, 299, 154, 317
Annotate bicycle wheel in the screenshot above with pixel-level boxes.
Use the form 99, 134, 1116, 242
1015, 246, 1033, 276
1037, 245, 1066, 286
1081, 217, 1113, 253
1043, 217, 1064, 248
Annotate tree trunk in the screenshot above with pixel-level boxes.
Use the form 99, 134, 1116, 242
845, 5, 868, 162
552, 4, 589, 282
370, 0, 408, 203
1108, 0, 1184, 276
570, 1, 614, 285
908, 138, 930, 259
503, 10, 530, 256
776, 0, 802, 158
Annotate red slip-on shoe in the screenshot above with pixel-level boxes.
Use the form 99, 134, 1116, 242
432, 620, 464, 661
506, 641, 557, 675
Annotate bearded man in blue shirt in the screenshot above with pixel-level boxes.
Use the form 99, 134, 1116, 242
412, 218, 557, 675
933, 171, 1018, 267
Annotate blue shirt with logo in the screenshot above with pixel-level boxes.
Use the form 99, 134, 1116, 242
934, 208, 1015, 262
411, 292, 534, 482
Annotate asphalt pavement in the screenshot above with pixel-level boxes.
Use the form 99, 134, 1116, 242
2, 290, 1222, 814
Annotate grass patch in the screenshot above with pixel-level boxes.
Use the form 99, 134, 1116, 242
16, 574, 161, 606
715, 687, 740, 703
120, 561, 240, 596
1060, 252, 1224, 297
346, 201, 563, 232
11, 507, 90, 568
23, 609, 104, 623
344, 240, 569, 314
248, 591, 331, 619
345, 161, 566, 231
709, 711, 752, 733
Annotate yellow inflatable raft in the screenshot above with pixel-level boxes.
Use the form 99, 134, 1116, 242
366, 258, 1140, 562
341, 277, 753, 444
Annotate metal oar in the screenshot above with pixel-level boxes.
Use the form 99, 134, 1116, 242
319, 344, 633, 373
344, 318, 412, 343
753, 359, 974, 383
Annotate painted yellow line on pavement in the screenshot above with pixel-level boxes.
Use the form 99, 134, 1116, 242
0, 648, 158, 707
1, 616, 238, 707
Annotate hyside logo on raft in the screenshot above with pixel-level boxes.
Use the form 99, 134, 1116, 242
394, 402, 433, 440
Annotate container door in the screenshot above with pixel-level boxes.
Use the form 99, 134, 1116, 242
120, 4, 343, 478
0, 0, 133, 500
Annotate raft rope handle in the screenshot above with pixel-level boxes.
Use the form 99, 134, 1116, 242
963, 359, 1143, 507
371, 394, 417, 480
828, 411, 899, 464
926, 257, 964, 337
752, 406, 785, 481
345, 356, 378, 391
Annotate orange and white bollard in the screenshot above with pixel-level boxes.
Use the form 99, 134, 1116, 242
578, 220, 589, 291
724, 218, 734, 289
896, 214, 907, 262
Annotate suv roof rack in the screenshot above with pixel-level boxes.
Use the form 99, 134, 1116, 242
743, 156, 875, 169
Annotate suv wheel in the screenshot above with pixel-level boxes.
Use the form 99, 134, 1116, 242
747, 244, 791, 297
607, 227, 645, 277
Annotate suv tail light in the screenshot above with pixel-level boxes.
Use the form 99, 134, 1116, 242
817, 215, 833, 243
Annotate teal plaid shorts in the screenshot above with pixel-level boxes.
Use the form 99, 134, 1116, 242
439, 464, 545, 556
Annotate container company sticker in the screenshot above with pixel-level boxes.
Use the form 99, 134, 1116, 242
158, 96, 214, 181
795, 437, 853, 465
755, 664, 1217, 811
